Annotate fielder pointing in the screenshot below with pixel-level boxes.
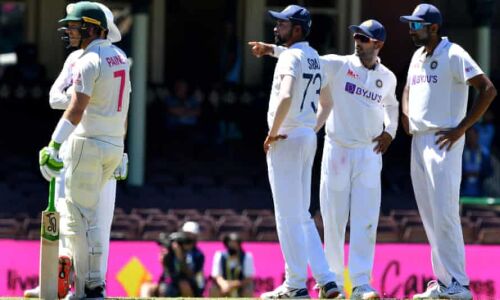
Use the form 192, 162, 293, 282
400, 4, 496, 299
38, 1, 131, 298
252, 5, 339, 299
251, 19, 399, 299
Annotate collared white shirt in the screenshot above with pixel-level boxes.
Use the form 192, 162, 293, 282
268, 41, 324, 134
321, 54, 399, 147
72, 39, 131, 138
406, 37, 483, 133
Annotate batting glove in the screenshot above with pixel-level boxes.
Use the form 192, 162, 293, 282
113, 152, 128, 181
39, 140, 64, 181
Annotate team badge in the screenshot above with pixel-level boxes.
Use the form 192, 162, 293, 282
376, 79, 383, 88
430, 60, 438, 70
66, 3, 75, 14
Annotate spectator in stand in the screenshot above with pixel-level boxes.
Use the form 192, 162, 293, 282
164, 79, 201, 153
210, 232, 255, 297
461, 127, 493, 196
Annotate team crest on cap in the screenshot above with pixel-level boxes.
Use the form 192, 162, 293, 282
66, 3, 75, 14
430, 60, 438, 69
361, 20, 373, 27
376, 79, 383, 88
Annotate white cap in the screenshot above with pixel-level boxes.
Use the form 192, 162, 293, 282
182, 221, 200, 235
93, 2, 122, 43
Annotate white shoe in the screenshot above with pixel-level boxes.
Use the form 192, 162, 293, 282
351, 284, 380, 300
439, 279, 472, 300
261, 285, 310, 299
23, 286, 40, 298
413, 280, 445, 299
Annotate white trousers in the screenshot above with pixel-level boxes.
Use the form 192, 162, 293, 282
411, 132, 468, 286
59, 136, 122, 297
267, 128, 335, 289
56, 178, 116, 279
320, 141, 381, 287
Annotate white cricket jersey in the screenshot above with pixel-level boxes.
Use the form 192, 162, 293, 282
407, 37, 483, 133
72, 39, 131, 139
268, 42, 324, 134
49, 49, 84, 110
322, 54, 399, 147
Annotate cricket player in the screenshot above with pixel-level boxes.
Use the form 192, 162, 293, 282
250, 19, 399, 299
251, 5, 339, 299
400, 4, 496, 299
28, 3, 126, 298
39, 1, 130, 298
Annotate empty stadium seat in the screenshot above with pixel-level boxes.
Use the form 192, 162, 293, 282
204, 208, 237, 220
242, 209, 273, 221
389, 209, 420, 221
477, 228, 500, 244
252, 215, 276, 239
0, 218, 21, 239
402, 225, 428, 243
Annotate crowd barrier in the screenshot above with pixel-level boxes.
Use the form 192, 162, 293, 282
0, 241, 498, 298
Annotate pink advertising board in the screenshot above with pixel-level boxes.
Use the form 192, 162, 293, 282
0, 240, 498, 298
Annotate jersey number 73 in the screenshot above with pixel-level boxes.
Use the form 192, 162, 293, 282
301, 73, 321, 112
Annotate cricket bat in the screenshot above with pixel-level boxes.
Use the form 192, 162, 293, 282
39, 178, 59, 300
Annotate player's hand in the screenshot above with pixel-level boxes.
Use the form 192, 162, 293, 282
39, 140, 64, 181
248, 41, 274, 58
372, 131, 393, 154
263, 134, 287, 153
113, 152, 128, 180
435, 126, 466, 151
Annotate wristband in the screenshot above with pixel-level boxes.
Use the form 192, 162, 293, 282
51, 118, 76, 144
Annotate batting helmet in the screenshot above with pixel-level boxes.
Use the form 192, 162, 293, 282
59, 1, 108, 30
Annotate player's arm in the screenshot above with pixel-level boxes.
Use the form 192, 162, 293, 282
373, 79, 399, 154
264, 74, 294, 153
436, 75, 496, 150
49, 57, 75, 110
457, 74, 496, 132
268, 74, 294, 136
63, 92, 90, 125
248, 41, 286, 58
401, 83, 411, 135
315, 84, 333, 132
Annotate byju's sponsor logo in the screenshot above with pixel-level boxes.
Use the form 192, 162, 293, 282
411, 75, 438, 85
344, 82, 382, 103
345, 82, 356, 94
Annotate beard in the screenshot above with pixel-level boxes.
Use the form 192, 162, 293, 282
411, 35, 429, 47
274, 30, 293, 46
355, 46, 375, 61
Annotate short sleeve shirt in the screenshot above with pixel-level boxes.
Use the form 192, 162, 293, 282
407, 37, 483, 133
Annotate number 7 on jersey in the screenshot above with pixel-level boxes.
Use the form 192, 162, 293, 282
114, 69, 126, 112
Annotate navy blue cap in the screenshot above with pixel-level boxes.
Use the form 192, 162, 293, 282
349, 19, 386, 42
269, 5, 312, 35
400, 3, 442, 25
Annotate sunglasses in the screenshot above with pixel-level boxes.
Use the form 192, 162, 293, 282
409, 22, 430, 31
353, 33, 373, 43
